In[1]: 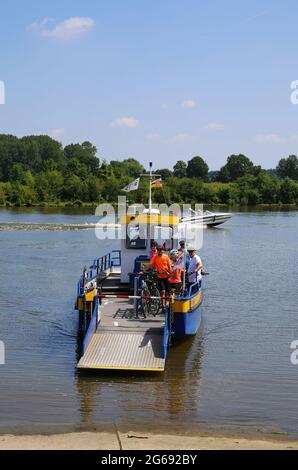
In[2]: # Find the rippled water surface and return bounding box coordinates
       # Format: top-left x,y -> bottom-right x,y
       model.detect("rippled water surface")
0,208 -> 297,436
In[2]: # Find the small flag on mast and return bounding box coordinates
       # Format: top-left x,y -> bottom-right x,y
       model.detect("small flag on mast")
122,178 -> 140,192
151,178 -> 162,188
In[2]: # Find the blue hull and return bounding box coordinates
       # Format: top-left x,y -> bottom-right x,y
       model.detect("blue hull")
172,302 -> 202,338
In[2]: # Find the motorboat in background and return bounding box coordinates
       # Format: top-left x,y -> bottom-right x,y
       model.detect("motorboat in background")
180,208 -> 232,227
124,162 -> 232,228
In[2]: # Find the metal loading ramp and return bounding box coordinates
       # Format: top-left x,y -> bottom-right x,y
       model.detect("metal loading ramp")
77,329 -> 166,371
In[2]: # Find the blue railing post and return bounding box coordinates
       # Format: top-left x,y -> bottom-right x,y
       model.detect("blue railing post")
79,251 -> 122,288
189,281 -> 200,297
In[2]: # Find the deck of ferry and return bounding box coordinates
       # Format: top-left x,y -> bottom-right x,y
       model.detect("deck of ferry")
77,269 -> 166,372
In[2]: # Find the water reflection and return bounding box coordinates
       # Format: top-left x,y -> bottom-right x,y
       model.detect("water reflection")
75,329 -> 205,426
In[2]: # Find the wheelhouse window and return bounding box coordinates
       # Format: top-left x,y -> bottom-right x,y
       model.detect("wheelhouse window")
126,221 -> 147,249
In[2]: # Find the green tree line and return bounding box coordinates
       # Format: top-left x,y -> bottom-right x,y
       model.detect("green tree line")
0,134 -> 297,206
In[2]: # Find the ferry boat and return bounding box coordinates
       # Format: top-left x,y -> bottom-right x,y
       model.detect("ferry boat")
75,167 -> 204,373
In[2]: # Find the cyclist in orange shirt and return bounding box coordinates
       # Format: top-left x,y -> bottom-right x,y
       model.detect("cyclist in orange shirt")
149,245 -> 171,310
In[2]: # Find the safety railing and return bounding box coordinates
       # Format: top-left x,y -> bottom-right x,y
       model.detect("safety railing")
111,250 -> 121,267
188,280 -> 201,297
77,250 -> 121,295
89,253 -> 111,279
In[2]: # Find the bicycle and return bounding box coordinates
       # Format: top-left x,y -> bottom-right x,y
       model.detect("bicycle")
140,270 -> 162,317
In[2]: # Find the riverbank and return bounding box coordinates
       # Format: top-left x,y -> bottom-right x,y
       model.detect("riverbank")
0,428 -> 298,450
0,201 -> 298,209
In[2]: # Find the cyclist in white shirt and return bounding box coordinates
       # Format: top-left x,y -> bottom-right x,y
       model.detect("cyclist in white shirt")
187,246 -> 203,285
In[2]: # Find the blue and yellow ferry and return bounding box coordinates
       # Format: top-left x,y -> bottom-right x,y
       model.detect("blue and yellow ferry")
75,209 -> 203,372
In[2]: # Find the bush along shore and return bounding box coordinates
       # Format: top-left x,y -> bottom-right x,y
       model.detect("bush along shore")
0,134 -> 298,207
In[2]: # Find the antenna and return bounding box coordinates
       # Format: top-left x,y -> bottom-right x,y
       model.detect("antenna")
149,162 -> 153,213
140,163 -> 160,213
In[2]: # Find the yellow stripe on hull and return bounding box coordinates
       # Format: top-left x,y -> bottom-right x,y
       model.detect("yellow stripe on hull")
173,291 -> 203,313
77,289 -> 97,310
85,289 -> 97,302
77,298 -> 84,310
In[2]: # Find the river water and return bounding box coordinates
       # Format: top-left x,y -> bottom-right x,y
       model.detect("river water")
0,208 -> 297,436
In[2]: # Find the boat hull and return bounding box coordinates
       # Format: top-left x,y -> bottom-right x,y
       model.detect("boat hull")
171,290 -> 203,338
180,213 -> 232,227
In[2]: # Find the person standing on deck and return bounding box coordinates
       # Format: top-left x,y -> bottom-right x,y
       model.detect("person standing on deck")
150,241 -> 158,259
149,245 -> 171,311
178,240 -> 190,270
168,250 -> 183,294
187,247 -> 203,288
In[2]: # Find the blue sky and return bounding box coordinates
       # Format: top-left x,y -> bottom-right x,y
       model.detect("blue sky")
0,0 -> 298,170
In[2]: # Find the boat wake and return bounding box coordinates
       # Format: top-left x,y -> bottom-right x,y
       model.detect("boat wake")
0,220 -> 224,232
0,222 -> 105,231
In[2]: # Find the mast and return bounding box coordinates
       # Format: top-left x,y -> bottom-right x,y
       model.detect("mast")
140,162 -> 160,214
182,223 -> 187,293
149,161 -> 153,213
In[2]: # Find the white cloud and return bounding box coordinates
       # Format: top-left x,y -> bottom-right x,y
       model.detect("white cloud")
28,17 -> 95,40
204,123 -> 225,130
181,99 -> 196,109
111,117 -> 139,128
51,128 -> 65,138
29,17 -> 54,31
172,133 -> 196,143
255,133 -> 285,144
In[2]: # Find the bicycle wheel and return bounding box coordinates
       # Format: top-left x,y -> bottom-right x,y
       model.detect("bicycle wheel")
141,284 -> 150,318
149,286 -> 162,316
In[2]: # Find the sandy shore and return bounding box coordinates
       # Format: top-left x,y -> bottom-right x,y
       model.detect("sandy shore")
0,429 -> 298,450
